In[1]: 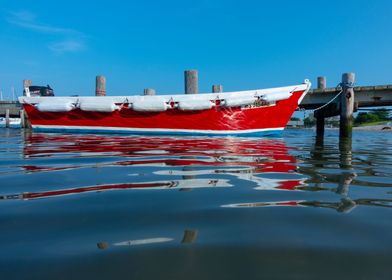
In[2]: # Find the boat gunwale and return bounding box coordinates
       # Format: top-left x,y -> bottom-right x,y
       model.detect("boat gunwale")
18,82 -> 310,105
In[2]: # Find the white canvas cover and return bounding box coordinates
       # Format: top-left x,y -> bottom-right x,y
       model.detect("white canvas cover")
132,99 -> 169,112
79,101 -> 120,112
36,101 -> 75,112
177,99 -> 214,111
224,96 -> 257,107
261,92 -> 292,102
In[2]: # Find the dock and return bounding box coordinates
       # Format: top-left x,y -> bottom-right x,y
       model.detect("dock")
301,84 -> 392,110
0,101 -> 26,128
299,73 -> 392,138
0,101 -> 21,117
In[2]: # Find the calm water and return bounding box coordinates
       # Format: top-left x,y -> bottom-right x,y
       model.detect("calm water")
0,128 -> 392,279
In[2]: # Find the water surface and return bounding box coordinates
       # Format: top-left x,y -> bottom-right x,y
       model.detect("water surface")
0,128 -> 391,279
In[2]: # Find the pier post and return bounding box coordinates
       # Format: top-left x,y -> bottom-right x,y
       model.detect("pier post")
317,76 -> 326,90
23,80 -> 32,96
97,242 -> 109,250
184,70 -> 198,94
339,133 -> 353,168
95,75 -> 106,96
314,76 -> 327,137
212,85 -> 223,93
316,115 -> 325,137
143,88 -> 156,96
311,135 -> 324,168
181,229 -> 198,244
20,110 -> 25,128
340,73 -> 355,138
5,109 -> 10,128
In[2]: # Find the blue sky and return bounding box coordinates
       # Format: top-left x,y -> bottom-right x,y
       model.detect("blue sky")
0,0 -> 391,98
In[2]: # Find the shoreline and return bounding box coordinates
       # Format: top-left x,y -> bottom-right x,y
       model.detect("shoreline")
353,124 -> 392,131
287,124 -> 392,132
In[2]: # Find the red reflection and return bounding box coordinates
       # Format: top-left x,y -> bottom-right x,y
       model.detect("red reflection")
3,182 -> 173,200
23,133 -> 297,174
2,133 -> 306,201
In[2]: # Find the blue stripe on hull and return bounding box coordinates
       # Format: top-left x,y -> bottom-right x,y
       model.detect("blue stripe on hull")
33,127 -> 284,137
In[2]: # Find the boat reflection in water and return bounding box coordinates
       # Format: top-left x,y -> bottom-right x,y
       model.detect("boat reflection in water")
0,132 -> 306,201
222,136 -> 392,214
97,237 -> 174,250
222,197 -> 392,213
97,229 -> 198,250
0,179 -> 229,200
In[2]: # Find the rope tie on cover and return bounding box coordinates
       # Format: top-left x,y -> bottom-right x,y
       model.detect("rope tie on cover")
119,98 -> 129,109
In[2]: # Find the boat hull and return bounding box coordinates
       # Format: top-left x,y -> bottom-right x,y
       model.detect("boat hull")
22,88 -> 307,136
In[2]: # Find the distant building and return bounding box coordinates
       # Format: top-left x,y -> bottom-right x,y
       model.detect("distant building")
287,120 -> 304,128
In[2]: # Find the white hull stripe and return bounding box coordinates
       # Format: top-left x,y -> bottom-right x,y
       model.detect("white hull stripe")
32,125 -> 284,135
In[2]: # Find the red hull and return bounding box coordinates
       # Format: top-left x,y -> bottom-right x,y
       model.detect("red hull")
23,90 -> 306,135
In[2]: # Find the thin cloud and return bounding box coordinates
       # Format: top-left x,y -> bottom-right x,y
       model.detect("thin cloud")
7,10 -> 81,35
49,40 -> 85,54
7,10 -> 86,54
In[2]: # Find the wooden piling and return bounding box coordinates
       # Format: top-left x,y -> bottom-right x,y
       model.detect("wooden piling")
5,109 -> 10,128
339,137 -> 353,169
181,229 -> 198,244
212,85 -> 223,93
143,88 -> 156,96
184,70 -> 198,94
312,135 -> 324,168
316,116 -> 325,137
23,110 -> 31,129
23,80 -> 32,96
97,242 -> 109,250
317,76 -> 326,90
95,75 -> 106,96
314,76 -> 328,138
340,73 -> 355,138
20,110 -> 25,128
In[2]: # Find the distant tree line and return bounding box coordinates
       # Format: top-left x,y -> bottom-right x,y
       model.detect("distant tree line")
303,116 -> 339,127
302,109 -> 391,127
304,116 -> 316,127
354,109 -> 391,125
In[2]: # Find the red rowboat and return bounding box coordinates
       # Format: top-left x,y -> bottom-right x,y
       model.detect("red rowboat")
18,80 -> 310,136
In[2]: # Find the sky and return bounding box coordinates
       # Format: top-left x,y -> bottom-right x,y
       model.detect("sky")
0,0 -> 392,99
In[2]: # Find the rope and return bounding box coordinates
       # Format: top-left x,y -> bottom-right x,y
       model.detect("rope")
310,89 -> 342,112
306,81 -> 354,113
340,81 -> 355,89
118,98 -> 129,109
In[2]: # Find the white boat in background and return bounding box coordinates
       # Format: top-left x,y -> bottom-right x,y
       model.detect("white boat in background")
0,117 -> 21,128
